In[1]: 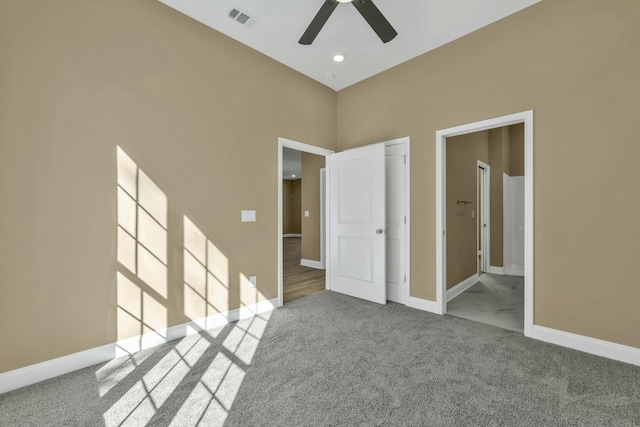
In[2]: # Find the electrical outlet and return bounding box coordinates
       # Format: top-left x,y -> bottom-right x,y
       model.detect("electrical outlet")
249,276 -> 257,287
241,210 -> 256,222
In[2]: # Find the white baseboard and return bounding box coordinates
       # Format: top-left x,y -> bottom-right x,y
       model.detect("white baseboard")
504,263 -> 524,276
283,234 -> 302,238
0,297 -> 279,395
532,325 -> 640,367
446,274 -> 479,302
487,266 -> 504,275
0,343 -> 115,396
300,258 -> 324,269
407,296 -> 443,315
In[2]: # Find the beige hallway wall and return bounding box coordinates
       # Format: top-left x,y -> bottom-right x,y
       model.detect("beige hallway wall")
283,180 -> 302,234
0,0 -> 336,373
301,153 -> 325,262
509,123 -> 525,176
337,0 -> 640,348
446,132 -> 489,288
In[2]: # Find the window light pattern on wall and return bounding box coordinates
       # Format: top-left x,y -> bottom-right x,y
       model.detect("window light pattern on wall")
183,216 -> 230,327
116,146 -> 168,355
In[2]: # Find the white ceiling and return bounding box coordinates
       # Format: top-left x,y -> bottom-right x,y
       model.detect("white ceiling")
158,0 -> 541,91
282,148 -> 301,180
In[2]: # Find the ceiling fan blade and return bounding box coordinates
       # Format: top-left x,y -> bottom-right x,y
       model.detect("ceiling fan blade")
299,0 -> 339,45
352,0 -> 397,43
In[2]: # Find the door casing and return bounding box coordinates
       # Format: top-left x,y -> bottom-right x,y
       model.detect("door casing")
435,111 -> 534,336
277,138 -> 334,308
277,137 -> 411,307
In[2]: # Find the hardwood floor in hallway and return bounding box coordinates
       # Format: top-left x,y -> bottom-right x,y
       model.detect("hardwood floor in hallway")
283,237 -> 325,303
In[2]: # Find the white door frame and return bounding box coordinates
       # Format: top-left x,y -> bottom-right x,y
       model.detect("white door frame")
384,137 -> 411,304
319,168 -> 326,269
278,137 -> 334,308
436,111 -> 534,336
477,160 -> 490,274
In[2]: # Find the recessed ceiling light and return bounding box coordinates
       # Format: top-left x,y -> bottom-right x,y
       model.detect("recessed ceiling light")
326,73 -> 335,80
336,0 -> 353,3
292,174 -> 296,178
333,53 -> 346,63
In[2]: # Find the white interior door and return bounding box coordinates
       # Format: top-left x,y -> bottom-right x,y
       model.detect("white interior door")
477,162 -> 490,274
385,143 -> 406,303
328,143 -> 386,304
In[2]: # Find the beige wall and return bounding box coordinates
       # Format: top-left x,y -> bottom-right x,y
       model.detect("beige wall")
337,0 -> 640,348
488,124 -> 524,267
283,180 -> 302,234
509,123 -> 525,176
0,0 -> 336,372
446,132 -> 489,288
488,127 -> 506,267
301,153 -> 325,261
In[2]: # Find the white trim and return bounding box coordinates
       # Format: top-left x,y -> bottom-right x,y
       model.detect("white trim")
319,168 -> 326,269
403,139 -> 411,305
407,296 -> 443,314
383,137 -> 411,305
523,115 -> 534,337
0,297 -> 279,395
436,110 -> 534,337
278,137 -> 334,307
532,325 -> 640,367
504,264 -> 524,276
0,343 -> 115,396
300,258 -> 325,269
283,233 -> 302,238
436,128 -> 446,314
446,274 -> 479,302
487,266 -> 504,275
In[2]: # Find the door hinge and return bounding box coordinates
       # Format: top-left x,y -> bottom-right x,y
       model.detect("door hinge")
403,155 -> 407,165
404,275 -> 406,283
404,215 -> 406,224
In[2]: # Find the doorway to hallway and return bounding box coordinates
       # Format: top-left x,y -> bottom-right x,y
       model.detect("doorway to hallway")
282,237 -> 325,303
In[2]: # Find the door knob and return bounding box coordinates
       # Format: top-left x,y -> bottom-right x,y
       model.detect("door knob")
376,228 -> 384,234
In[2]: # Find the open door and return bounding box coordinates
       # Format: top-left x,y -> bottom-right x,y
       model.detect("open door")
328,143 -> 386,304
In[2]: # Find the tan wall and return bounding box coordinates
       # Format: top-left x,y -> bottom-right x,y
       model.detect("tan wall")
502,128 -> 512,177
337,0 -> 640,347
283,180 -> 302,234
488,127 -> 510,267
0,0 -> 336,372
509,123 -> 525,176
301,153 -> 325,261
446,132 -> 488,287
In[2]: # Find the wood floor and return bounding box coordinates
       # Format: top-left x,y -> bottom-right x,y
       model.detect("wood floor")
283,237 -> 325,303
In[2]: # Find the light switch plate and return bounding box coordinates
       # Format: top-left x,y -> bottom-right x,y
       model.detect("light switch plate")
304,210 -> 310,217
241,210 -> 256,222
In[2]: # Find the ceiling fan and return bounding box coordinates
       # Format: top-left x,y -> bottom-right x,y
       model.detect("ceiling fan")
299,0 -> 397,45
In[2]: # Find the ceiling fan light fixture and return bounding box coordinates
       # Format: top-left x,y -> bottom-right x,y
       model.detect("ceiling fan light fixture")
332,53 -> 346,62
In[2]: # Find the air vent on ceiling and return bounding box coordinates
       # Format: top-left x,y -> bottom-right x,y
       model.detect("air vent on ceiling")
228,8 -> 257,28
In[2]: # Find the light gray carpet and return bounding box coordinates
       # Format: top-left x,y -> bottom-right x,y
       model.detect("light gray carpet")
1,291 -> 639,426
